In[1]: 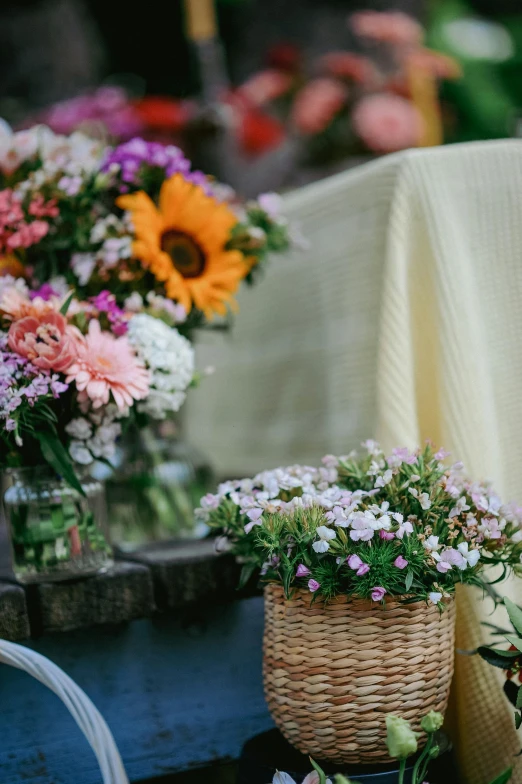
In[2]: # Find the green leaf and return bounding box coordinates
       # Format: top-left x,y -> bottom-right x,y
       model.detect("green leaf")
516,687 -> 522,711
505,635 -> 522,652
309,757 -> 327,784
405,569 -> 413,592
59,292 -> 74,316
477,646 -> 521,669
35,430 -> 85,496
516,713 -> 522,731
489,768 -> 513,784
505,598 -> 522,637
238,561 -> 256,590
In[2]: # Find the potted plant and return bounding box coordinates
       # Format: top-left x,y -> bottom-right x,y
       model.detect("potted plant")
199,442 -> 522,763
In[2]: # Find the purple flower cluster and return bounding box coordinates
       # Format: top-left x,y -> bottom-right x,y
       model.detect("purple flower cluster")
29,282 -> 59,301
90,290 -> 128,336
0,332 -> 68,438
101,137 -> 209,192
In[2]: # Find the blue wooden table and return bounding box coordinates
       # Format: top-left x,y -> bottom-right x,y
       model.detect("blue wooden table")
0,596 -> 273,783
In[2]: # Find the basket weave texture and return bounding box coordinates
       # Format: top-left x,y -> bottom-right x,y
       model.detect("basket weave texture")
263,584 -> 456,764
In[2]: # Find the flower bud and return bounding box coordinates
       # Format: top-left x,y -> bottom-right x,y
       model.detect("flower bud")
385,715 -> 418,760
420,711 -> 444,734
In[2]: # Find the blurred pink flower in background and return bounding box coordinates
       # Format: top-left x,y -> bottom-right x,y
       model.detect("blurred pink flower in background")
350,11 -> 424,46
318,52 -> 378,86
238,69 -> 294,106
292,78 -> 347,135
352,94 -> 424,153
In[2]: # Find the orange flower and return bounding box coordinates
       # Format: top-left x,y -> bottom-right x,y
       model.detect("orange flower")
118,174 -> 248,318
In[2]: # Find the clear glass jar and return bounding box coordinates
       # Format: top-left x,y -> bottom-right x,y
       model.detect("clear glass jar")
2,467 -> 113,583
101,418 -> 215,551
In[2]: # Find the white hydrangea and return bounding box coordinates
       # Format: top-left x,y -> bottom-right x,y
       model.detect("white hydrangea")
127,314 -> 195,419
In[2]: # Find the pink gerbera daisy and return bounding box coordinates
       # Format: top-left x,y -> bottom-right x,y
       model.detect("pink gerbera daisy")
66,319 -> 149,410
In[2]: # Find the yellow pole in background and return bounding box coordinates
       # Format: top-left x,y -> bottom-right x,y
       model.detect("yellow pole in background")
408,62 -> 444,147
184,0 -> 218,42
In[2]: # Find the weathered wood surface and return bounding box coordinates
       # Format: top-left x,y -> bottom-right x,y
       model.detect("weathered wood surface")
0,597 -> 272,784
0,535 -> 255,640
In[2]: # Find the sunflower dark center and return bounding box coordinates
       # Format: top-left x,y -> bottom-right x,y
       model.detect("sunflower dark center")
161,230 -> 205,278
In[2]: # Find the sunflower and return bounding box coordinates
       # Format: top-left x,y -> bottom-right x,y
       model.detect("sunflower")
117,174 -> 248,318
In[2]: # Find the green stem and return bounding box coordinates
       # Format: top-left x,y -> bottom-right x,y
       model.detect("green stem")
398,758 -> 407,784
412,734 -> 434,784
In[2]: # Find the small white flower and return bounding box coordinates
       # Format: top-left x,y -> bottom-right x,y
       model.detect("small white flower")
419,493 -> 431,510
429,592 -> 443,605
65,417 -> 92,441
375,469 -> 393,488
410,474 -> 420,482
423,535 -> 441,552
511,529 -> 522,543
71,252 -> 96,286
457,541 -> 481,568
55,537 -> 67,559
312,525 -> 336,553
69,440 -> 93,465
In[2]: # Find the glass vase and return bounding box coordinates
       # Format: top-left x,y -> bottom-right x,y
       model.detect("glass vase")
103,418 -> 215,552
2,467 -> 113,584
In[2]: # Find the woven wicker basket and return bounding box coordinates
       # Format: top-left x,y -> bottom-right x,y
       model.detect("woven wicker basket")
263,584 -> 456,764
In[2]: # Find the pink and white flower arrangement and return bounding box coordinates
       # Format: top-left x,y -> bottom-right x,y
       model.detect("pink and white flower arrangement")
198,442 -> 522,608
0,275 -> 195,487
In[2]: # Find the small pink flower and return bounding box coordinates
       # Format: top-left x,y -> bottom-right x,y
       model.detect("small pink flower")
371,586 -> 387,602
238,69 -> 294,106
347,554 -> 370,576
352,94 -> 424,153
291,78 -> 347,135
394,555 -> 409,570
308,579 -> 321,593
244,507 -> 264,534
296,563 -> 311,577
28,195 -> 59,219
380,530 -> 395,540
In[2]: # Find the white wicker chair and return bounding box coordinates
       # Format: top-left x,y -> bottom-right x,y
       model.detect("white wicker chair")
0,639 -> 129,784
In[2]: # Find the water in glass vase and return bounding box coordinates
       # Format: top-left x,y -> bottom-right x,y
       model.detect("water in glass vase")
103,419 -> 214,552
2,467 -> 113,583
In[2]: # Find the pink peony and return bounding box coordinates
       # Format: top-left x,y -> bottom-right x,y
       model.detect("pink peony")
350,11 -> 424,46
352,94 -> 424,153
308,579 -> 321,593
394,555 -> 409,570
296,563 -> 311,577
238,69 -> 294,106
8,311 -> 78,372
291,78 -> 347,136
66,319 -> 149,410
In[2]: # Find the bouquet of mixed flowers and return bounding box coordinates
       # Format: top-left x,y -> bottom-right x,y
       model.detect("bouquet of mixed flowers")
0,122 -> 295,548
0,124 -> 293,324
198,442 -> 522,608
